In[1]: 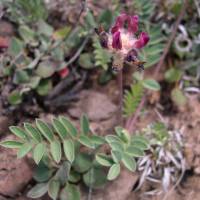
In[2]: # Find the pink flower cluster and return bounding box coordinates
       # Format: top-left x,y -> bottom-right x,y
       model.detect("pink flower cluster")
111,14 -> 149,51
96,13 -> 150,70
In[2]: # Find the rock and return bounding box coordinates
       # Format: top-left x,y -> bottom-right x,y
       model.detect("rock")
68,90 -> 117,121
0,195 -> 9,200
0,135 -> 33,197
82,170 -> 138,200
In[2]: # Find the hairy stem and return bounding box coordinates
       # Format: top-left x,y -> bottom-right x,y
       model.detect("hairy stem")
117,69 -> 123,126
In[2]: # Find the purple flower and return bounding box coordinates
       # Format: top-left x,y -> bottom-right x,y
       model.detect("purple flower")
110,13 -> 149,52
96,13 -> 150,70
128,15 -> 139,33
112,31 -> 122,50
134,32 -> 150,49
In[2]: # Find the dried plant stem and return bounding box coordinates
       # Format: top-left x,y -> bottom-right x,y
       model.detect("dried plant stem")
126,96 -> 146,133
117,69 -> 123,126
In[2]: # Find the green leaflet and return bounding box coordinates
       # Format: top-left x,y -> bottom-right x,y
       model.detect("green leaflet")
78,135 -> 94,149
48,179 -> 60,200
80,114 -> 90,135
52,118 -> 68,139
50,140 -> 62,163
36,119 -> 54,142
123,82 -> 144,117
27,183 -> 48,199
107,163 -> 120,180
17,142 -> 33,158
33,143 -> 46,164
9,126 -> 28,140
59,116 -> 78,138
95,153 -> 113,167
63,139 -> 75,163
24,123 -> 42,142
60,184 -> 80,200
122,153 -> 136,172
0,140 -> 23,148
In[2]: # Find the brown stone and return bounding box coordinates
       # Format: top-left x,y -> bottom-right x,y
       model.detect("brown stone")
0,136 -> 33,197
68,90 -> 117,121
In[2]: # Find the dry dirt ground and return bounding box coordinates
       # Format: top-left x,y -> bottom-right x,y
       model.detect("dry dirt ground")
0,79 -> 200,200
0,1 -> 200,199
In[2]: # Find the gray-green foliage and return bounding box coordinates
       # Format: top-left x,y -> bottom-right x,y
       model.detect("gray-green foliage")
93,38 -> 112,70
134,0 -> 166,68
0,114 -> 150,199
1,16 -> 72,104
3,0 -> 47,24
1,1 -> 88,106
123,75 -> 160,117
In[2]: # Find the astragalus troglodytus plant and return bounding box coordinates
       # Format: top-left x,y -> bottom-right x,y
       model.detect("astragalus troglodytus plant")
0,114 -> 150,199
95,13 -> 150,125
0,13 -> 167,200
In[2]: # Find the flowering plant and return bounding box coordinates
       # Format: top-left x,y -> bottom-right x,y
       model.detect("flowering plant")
96,13 -> 149,71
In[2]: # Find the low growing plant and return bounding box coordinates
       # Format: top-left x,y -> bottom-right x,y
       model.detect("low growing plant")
0,114 -> 150,199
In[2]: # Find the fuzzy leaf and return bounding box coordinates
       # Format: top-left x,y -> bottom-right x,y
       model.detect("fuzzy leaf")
78,135 -> 94,149
90,135 -> 105,146
36,79 -> 52,96
50,140 -> 62,163
109,141 -> 124,153
60,184 -> 80,200
27,183 -> 48,199
33,143 -> 46,164
8,90 -> 23,105
111,150 -> 122,163
63,139 -> 75,163
52,118 -> 68,140
13,70 -> 29,84
164,68 -> 182,83
59,116 -> 78,138
53,26 -> 71,40
83,168 -> 107,188
9,126 -> 28,140
107,163 -> 120,180
48,180 -> 60,200
36,61 -> 55,78
126,146 -> 144,157
36,119 -> 54,142
24,123 -> 42,142
142,79 -> 160,91
171,88 -> 187,106
115,127 -> 130,144
37,20 -> 53,36
80,114 -> 90,135
8,37 -> 23,56
73,153 -> 93,173
131,140 -> 149,150
123,82 -> 144,116
122,154 -> 136,172
96,153 -> 113,167
68,171 -> 81,183
105,135 -> 123,144
19,25 -> 35,42
0,140 -> 23,148
17,143 -> 33,158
